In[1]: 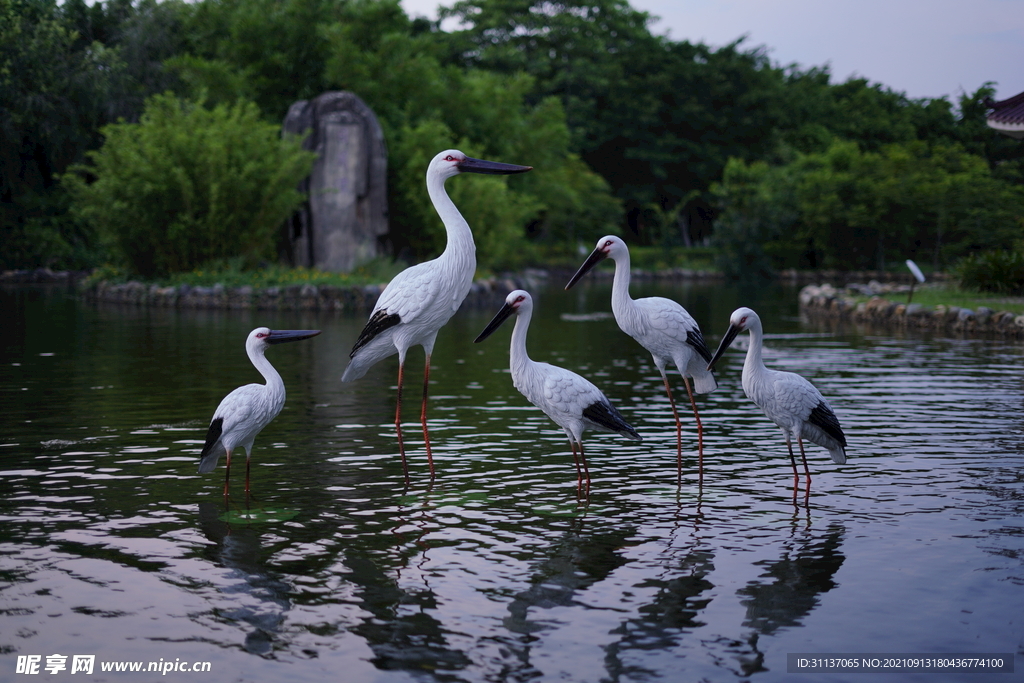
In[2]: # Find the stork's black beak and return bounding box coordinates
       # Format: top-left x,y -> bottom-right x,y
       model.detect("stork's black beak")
267,329 -> 321,344
458,157 -> 532,175
706,324 -> 740,371
564,247 -> 608,290
474,303 -> 516,343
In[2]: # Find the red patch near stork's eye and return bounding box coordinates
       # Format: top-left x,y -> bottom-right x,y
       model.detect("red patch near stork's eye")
445,155 -> 456,162
257,332 -> 268,338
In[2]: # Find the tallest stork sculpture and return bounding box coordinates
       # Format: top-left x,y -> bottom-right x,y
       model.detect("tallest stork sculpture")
342,149 -> 532,480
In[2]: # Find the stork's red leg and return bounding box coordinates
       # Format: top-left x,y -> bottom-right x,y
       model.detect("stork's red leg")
421,354 -> 435,478
798,437 -> 812,487
395,362 -> 409,482
570,442 -> 582,486
661,374 -> 682,483
786,437 -> 799,486
223,448 -> 232,497
682,376 -> 703,484
579,442 -> 591,489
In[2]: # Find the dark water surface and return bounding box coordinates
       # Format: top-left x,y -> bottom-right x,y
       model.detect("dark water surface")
1,279 -> 1022,682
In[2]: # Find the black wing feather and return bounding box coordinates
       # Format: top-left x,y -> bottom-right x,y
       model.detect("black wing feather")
200,417 -> 223,460
350,310 -> 401,358
198,417 -> 224,472
686,328 -> 713,364
582,400 -> 641,440
808,401 -> 846,447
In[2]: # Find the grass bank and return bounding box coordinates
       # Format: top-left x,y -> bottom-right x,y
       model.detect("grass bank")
847,284 -> 1024,316
81,258 -> 407,291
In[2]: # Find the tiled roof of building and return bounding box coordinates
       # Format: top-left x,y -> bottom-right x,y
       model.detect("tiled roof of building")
988,91 -> 1024,125
987,91 -> 1024,139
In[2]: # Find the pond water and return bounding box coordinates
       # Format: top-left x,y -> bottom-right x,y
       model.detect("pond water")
1,278 -> 1022,682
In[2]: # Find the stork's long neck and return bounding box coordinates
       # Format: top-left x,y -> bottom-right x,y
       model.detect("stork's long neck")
428,172 -> 476,274
509,307 -> 534,378
609,251 -> 635,320
742,322 -> 767,389
250,346 -> 286,405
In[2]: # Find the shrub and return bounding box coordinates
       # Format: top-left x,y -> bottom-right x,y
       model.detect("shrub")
63,94 -> 315,277
954,250 -> 1024,294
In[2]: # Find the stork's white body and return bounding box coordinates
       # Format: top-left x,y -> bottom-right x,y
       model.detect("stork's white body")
735,314 -> 847,464
340,162 -> 476,383
565,235 -> 716,479
476,290 -> 640,486
707,307 -> 847,491
603,244 -> 717,396
341,150 -> 531,479
198,327 -> 320,495
198,382 -> 284,475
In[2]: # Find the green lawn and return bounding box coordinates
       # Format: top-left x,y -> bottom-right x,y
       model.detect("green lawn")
82,258 -> 407,290
853,285 -> 1024,315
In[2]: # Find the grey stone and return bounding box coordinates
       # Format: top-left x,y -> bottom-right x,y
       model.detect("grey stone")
282,91 -> 388,272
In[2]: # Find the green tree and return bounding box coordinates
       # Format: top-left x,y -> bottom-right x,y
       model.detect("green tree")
63,94 -> 315,277
0,0 -> 124,268
440,0 -> 788,243
322,1 -> 619,266
715,139 -> 1024,274
172,0 -> 346,119
711,158 -> 798,278
1,0 -> 193,269
165,0 -> 619,269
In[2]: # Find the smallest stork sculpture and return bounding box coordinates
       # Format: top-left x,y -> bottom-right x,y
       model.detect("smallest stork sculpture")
706,307 -> 847,495
475,290 -> 641,489
198,327 -> 321,496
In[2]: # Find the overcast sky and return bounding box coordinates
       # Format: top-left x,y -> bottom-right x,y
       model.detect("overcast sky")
400,0 -> 1024,103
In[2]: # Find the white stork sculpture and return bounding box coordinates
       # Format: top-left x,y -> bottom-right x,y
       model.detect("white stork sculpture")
198,327 -> 321,496
341,149 -> 531,481
475,290 -> 641,488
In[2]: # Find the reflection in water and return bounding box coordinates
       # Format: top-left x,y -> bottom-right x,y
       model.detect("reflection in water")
739,524 -> 845,635
346,553 -> 471,674
342,491 -> 473,675
604,548 -> 716,680
196,502 -> 293,655
498,520 -> 637,681
505,521 -> 635,635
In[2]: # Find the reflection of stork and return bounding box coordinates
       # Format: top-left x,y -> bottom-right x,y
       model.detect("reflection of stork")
196,502 -> 292,655
342,149 -> 531,481
504,522 -> 635,635
566,235 -> 717,481
707,307 -> 847,491
198,327 -> 321,496
739,523 -> 846,635
475,290 -> 640,488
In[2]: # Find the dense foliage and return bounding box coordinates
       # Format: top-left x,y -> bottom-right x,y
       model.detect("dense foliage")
64,95 -> 315,276
714,134 -> 1024,275
3,0 -> 1023,277
955,250 -> 1024,295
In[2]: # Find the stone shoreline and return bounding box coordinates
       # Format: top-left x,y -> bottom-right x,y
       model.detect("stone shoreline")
12,267 -> 1013,338
799,283 -> 1024,338
66,267 -> 915,311
0,267 -> 536,311
79,274 -> 549,312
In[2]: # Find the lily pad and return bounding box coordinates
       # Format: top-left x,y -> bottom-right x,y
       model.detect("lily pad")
219,507 -> 299,524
